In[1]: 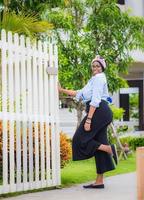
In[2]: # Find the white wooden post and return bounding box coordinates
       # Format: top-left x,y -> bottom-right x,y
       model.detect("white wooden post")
20,35 -> 28,191
37,40 -> 45,187
26,37 -> 34,189
137,147 -> 144,200
43,41 -> 51,186
7,31 -> 15,192
49,39 -> 57,186
14,33 -> 22,191
53,42 -> 61,185
1,29 -> 8,193
32,41 -> 40,189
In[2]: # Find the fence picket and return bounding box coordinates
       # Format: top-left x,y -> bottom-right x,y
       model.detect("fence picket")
49,39 -> 56,185
14,33 -> 22,191
43,41 -> 51,186
53,42 -> 61,185
20,35 -> 28,191
7,31 -> 15,192
1,29 -> 8,193
26,37 -> 34,189
32,41 -> 40,188
37,40 -> 45,187
0,29 -> 60,194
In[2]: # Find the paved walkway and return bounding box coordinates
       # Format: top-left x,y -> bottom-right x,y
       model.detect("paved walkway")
3,172 -> 136,200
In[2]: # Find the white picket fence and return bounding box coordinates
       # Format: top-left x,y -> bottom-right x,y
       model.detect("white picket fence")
0,29 -> 60,194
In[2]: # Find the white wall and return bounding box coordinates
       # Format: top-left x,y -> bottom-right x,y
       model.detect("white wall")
112,92 -> 120,107
59,108 -> 86,138
125,0 -> 144,16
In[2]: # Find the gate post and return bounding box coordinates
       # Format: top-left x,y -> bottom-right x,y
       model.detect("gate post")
137,147 -> 144,200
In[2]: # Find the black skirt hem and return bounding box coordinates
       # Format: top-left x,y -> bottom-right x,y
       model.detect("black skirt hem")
72,154 -> 93,161
97,166 -> 115,174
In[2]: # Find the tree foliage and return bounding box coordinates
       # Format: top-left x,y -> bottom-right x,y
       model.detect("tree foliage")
44,0 -> 144,94
45,0 -> 92,91
1,12 -> 53,38
41,0 -> 144,125
86,0 -> 144,92
1,0 -> 144,124
0,0 -> 53,38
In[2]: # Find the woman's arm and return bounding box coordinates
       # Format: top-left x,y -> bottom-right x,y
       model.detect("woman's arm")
59,88 -> 77,97
58,83 -> 77,97
84,76 -> 103,131
87,105 -> 96,119
84,105 -> 96,131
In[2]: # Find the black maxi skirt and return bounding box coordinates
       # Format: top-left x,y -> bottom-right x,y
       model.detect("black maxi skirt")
72,100 -> 115,174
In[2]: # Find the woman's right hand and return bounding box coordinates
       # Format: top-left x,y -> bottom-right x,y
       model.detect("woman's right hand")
57,82 -> 76,96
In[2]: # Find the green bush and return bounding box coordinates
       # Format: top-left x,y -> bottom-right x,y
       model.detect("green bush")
107,105 -> 125,144
120,136 -> 134,145
117,125 -> 128,134
107,127 -> 117,144
110,105 -> 125,120
120,136 -> 144,150
129,137 -> 144,150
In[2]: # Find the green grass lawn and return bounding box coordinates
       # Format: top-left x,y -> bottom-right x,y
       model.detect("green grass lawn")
61,153 -> 136,187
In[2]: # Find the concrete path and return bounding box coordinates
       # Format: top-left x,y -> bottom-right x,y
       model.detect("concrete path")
2,172 -> 136,200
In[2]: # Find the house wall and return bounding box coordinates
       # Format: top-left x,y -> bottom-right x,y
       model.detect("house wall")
125,0 -> 144,16
115,1 -> 144,130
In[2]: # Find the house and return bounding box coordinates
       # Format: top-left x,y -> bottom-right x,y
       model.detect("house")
113,0 -> 144,131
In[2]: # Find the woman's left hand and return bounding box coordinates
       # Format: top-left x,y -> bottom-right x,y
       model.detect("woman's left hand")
84,122 -> 91,132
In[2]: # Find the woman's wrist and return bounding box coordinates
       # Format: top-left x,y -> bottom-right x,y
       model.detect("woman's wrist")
85,121 -> 91,124
86,118 -> 92,124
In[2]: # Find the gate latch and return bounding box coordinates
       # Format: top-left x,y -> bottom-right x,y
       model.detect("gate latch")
46,67 -> 58,75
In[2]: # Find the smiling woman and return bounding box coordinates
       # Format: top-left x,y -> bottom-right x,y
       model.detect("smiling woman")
91,56 -> 106,74
58,55 -> 118,189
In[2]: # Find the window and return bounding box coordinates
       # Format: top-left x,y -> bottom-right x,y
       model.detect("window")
117,0 -> 125,5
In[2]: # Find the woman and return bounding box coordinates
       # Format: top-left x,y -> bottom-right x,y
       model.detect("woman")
58,55 -> 118,189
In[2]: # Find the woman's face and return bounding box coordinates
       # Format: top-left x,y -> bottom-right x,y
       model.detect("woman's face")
91,61 -> 103,75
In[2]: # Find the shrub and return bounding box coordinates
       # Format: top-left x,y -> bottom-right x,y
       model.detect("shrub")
110,105 -> 125,120
120,136 -> 134,145
120,136 -> 133,145
129,137 -> 144,150
107,127 -> 117,144
60,132 -> 72,168
120,136 -> 144,150
0,121 -> 72,170
108,105 -> 126,143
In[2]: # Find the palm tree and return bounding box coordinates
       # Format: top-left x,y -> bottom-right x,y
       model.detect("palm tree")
1,12 -> 53,38
0,0 -> 53,39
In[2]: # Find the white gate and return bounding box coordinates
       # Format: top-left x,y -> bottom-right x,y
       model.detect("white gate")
0,29 -> 60,194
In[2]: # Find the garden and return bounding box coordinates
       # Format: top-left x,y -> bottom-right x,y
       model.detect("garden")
0,0 -> 144,197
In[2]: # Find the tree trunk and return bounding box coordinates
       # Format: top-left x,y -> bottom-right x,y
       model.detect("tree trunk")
76,102 -> 84,127
109,123 -> 127,160
76,108 -> 83,127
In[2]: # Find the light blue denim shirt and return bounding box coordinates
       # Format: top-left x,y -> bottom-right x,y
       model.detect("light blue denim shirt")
75,73 -> 109,108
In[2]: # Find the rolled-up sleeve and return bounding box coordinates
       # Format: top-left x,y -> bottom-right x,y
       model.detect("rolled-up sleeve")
89,76 -> 103,108
75,90 -> 83,101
